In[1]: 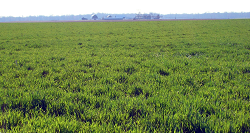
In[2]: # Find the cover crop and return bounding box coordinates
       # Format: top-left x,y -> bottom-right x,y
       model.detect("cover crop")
0,19 -> 250,132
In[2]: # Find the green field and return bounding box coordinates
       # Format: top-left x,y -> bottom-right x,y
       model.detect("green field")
0,19 -> 250,132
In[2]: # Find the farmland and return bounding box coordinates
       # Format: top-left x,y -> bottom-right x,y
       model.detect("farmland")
0,19 -> 250,132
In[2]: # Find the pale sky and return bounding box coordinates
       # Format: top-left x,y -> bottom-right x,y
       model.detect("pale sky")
0,0 -> 249,17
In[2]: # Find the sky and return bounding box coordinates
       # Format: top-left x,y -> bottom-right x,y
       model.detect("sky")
0,0 -> 249,17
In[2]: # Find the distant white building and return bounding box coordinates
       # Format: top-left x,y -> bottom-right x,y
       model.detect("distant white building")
102,15 -> 124,20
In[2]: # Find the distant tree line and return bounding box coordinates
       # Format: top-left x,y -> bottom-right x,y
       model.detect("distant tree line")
163,12 -> 250,19
0,12 -> 249,22
0,15 -> 84,22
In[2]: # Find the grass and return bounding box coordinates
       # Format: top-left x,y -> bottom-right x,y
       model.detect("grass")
0,19 -> 250,132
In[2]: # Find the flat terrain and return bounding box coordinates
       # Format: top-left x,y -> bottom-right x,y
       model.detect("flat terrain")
0,19 -> 224,23
0,19 -> 250,132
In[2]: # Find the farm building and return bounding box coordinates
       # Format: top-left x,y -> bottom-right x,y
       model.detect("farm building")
102,15 -> 125,20
81,17 -> 88,20
91,14 -> 98,20
133,13 -> 160,20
